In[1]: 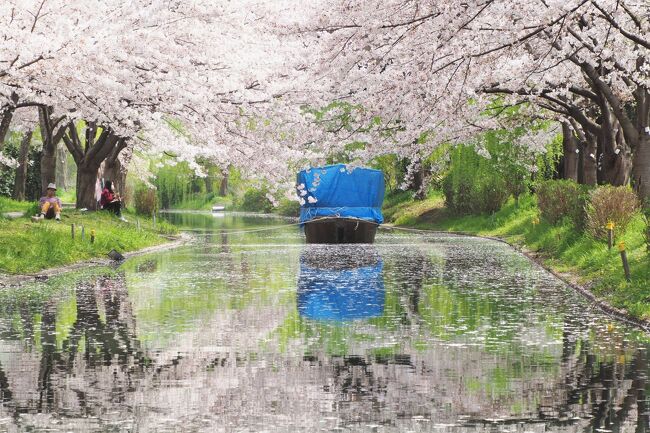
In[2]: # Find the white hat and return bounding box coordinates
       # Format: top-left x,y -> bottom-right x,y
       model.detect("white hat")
47,183 -> 57,190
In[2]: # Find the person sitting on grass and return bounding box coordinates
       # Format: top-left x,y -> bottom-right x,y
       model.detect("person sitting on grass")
32,183 -> 62,222
100,180 -> 127,222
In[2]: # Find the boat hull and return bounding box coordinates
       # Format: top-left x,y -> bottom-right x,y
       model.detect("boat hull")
304,218 -> 378,244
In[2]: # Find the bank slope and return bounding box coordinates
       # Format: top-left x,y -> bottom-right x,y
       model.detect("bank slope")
385,193 -> 650,321
0,210 -> 177,275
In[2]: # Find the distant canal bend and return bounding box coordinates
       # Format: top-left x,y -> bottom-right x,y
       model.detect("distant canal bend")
0,212 -> 648,432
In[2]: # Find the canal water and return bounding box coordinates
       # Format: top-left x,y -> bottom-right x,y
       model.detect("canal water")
0,212 -> 648,432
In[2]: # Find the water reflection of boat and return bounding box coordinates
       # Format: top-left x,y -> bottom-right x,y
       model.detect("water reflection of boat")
297,248 -> 385,321
297,164 -> 384,244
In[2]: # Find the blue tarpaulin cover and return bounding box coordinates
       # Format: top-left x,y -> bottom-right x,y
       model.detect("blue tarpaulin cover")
296,164 -> 384,224
297,260 -> 385,321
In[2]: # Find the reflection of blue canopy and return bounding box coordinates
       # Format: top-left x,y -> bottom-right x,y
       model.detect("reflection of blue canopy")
297,260 -> 385,321
297,164 -> 384,224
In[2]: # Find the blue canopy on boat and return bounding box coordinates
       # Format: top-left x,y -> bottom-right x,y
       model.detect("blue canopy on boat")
297,260 -> 385,321
296,164 -> 384,224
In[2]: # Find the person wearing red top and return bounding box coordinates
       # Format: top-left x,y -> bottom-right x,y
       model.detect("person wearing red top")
100,180 -> 127,222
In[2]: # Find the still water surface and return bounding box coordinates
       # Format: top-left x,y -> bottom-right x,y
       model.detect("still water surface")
0,212 -> 648,432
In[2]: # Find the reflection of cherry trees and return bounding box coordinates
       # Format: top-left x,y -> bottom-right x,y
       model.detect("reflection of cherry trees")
32,274 -> 146,415
63,277 -> 139,367
0,241 -> 648,431
557,328 -> 649,431
0,362 -> 11,403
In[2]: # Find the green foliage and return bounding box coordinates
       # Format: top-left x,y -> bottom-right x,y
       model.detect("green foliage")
236,188 -> 273,213
442,144 -> 509,215
0,131 -> 42,200
134,185 -> 159,215
276,198 -> 300,217
441,115 -> 560,216
0,132 -> 20,196
536,180 -> 589,228
150,158 -> 235,210
154,161 -> 199,209
370,154 -> 406,192
586,186 -> 640,240
535,133 -> 563,182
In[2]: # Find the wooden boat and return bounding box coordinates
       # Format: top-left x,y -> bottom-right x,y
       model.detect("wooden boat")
297,164 -> 384,244
303,217 -> 378,244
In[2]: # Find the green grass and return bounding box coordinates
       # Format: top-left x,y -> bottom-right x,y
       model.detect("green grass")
0,196 -> 37,214
56,189 -> 77,204
385,192 -> 650,321
0,205 -> 178,275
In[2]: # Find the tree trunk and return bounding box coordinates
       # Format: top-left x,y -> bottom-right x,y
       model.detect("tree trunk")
581,133 -> 598,186
55,145 -> 68,190
412,165 -> 426,200
598,113 -> 630,186
12,131 -> 32,201
632,135 -> 650,203
62,123 -> 126,209
0,108 -> 14,151
38,107 -> 66,195
219,169 -> 229,197
40,143 -> 57,195
205,176 -> 213,194
561,122 -> 579,181
76,167 -> 100,210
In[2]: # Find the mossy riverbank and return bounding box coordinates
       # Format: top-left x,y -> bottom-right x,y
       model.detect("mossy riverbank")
0,202 -> 178,275
384,192 -> 650,322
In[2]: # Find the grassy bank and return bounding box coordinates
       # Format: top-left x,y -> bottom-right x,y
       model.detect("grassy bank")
0,205 -> 177,275
384,192 -> 650,321
0,196 -> 37,214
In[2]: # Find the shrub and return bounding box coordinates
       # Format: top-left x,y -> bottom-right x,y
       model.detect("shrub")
134,186 -> 158,215
536,180 -> 589,228
237,188 -> 273,213
586,186 -> 639,240
276,198 -> 300,217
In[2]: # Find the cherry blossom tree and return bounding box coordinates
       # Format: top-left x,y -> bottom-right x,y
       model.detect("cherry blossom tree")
2,0 -> 648,204
286,0 -> 649,197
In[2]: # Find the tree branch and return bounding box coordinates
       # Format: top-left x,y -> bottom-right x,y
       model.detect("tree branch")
590,1 -> 650,49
